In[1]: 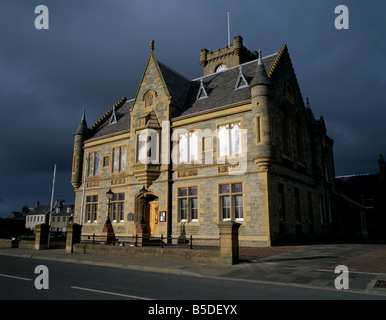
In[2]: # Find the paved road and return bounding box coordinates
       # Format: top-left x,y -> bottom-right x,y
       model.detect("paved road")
0,255 -> 384,303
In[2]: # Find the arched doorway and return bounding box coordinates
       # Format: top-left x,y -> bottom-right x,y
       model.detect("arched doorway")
136,192 -> 159,235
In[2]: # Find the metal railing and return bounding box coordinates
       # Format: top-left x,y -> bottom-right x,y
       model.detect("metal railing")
80,233 -> 220,250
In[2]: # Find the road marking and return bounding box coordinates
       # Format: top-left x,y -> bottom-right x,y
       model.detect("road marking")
0,273 -> 32,281
70,286 -> 154,300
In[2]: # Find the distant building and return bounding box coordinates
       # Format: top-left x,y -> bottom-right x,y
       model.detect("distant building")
51,203 -> 74,233
25,199 -> 73,231
25,201 -> 51,230
335,155 -> 386,239
7,205 -> 30,221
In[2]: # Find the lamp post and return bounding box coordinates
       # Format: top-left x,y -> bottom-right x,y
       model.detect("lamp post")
106,188 -> 114,224
139,186 -> 148,225
101,188 -> 115,244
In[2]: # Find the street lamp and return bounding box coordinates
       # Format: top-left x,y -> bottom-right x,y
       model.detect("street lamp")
139,186 -> 148,225
106,188 -> 114,224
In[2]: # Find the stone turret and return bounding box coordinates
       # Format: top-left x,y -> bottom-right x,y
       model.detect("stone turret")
199,35 -> 258,76
249,50 -> 275,170
71,110 -> 88,189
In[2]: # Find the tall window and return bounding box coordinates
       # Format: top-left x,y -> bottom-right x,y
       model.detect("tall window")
137,130 -> 158,164
295,113 -> 306,164
85,195 -> 98,222
218,122 -> 241,158
278,183 -> 286,221
88,152 -> 101,176
178,187 -> 198,222
219,183 -> 243,221
178,131 -> 198,163
111,193 -> 125,222
112,146 -> 127,172
280,103 -> 291,158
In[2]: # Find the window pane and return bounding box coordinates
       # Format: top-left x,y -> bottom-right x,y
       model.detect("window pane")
189,187 -> 198,196
120,147 -> 127,171
113,148 -> 120,172
234,195 -> 243,219
179,198 -> 187,220
119,193 -> 125,201
95,153 -> 101,175
178,188 -> 187,197
92,204 -> 98,221
189,131 -> 198,161
89,154 -> 95,176
232,183 -> 242,193
218,125 -> 229,157
112,203 -> 117,221
119,202 -> 124,221
138,133 -> 147,163
149,131 -> 158,162
190,198 -> 198,220
179,133 -> 188,163
219,184 -> 230,194
92,195 -> 98,202
221,196 -> 230,220
230,122 -> 241,155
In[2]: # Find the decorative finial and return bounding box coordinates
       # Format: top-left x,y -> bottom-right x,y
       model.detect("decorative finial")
258,47 -> 263,65
150,40 -> 155,52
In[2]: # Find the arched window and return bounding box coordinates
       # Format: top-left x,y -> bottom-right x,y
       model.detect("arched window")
280,102 -> 291,158
295,113 -> 306,164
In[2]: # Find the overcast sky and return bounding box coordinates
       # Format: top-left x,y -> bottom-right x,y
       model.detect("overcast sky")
0,0 -> 385,217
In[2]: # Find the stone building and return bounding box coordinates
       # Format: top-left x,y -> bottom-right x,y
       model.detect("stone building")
71,36 -> 341,246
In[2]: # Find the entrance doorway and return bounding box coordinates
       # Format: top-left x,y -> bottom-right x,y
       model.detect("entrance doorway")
148,200 -> 159,235
138,195 -> 159,235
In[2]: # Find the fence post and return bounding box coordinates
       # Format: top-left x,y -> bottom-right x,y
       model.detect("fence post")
135,234 -> 138,247
65,224 -> 82,253
161,235 -> 164,248
190,235 -> 193,250
218,221 -> 241,264
34,224 -> 50,250
92,233 -> 95,244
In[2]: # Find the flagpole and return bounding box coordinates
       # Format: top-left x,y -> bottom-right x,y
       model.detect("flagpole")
227,10 -> 231,47
47,164 -> 56,249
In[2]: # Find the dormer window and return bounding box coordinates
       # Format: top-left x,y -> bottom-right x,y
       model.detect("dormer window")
109,105 -> 122,125
196,79 -> 209,100
235,66 -> 248,90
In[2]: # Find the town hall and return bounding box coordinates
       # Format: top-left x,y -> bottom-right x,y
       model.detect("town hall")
71,35 -> 366,246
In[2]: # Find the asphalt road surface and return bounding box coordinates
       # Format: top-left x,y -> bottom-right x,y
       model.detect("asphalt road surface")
0,255 -> 384,304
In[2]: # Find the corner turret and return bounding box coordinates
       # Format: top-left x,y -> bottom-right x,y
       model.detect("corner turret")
249,49 -> 275,170
71,109 -> 88,189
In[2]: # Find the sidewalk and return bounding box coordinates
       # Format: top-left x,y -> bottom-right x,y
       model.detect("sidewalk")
1,243 -> 386,297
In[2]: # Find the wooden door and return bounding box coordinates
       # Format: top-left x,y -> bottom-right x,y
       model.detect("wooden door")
149,201 -> 159,235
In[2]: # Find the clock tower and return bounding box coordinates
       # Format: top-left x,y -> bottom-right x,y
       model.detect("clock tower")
199,35 -> 258,76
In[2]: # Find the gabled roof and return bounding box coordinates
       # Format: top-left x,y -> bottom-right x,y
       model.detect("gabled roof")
26,204 -> 51,216
175,53 -> 277,118
87,98 -> 132,140
51,204 -> 74,217
158,61 -> 191,110
86,44 -> 288,139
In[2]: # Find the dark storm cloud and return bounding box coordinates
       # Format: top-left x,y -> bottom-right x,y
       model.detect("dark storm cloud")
0,0 -> 385,216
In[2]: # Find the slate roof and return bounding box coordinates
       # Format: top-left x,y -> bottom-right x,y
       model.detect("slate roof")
51,204 -> 74,217
87,99 -> 133,140
85,51 -> 278,140
26,204 -> 51,216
